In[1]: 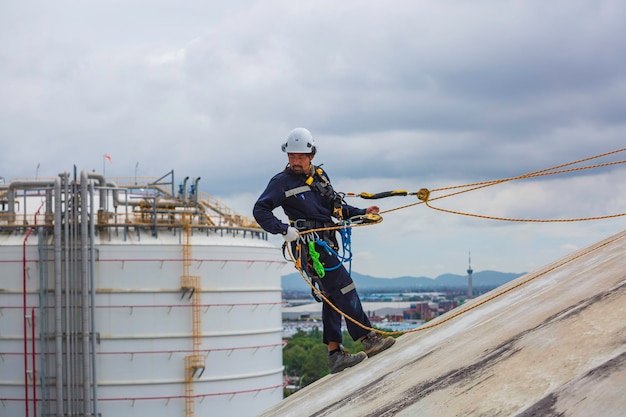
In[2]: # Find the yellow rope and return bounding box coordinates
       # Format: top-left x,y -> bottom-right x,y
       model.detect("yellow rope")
424,200 -> 626,223
380,147 -> 626,222
434,146 -> 626,194
288,147 -> 626,336
287,230 -> 626,336
286,242 -> 385,335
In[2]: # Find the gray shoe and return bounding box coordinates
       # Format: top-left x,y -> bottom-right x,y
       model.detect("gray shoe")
328,347 -> 367,374
361,331 -> 395,357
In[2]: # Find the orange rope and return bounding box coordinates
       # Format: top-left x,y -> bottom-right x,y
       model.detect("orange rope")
290,147 -> 626,335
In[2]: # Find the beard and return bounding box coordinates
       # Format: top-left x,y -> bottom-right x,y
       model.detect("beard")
289,164 -> 311,175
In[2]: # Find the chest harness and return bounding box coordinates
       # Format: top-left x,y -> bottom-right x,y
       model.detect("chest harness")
283,165 -> 344,223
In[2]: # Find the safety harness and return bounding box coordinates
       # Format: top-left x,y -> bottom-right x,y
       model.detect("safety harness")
282,165 -> 381,301
305,166 -> 345,221
283,230 -> 350,302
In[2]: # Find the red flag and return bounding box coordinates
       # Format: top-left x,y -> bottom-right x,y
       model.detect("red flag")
103,154 -> 112,163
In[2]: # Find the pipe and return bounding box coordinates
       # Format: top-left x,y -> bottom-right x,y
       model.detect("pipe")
2,180 -> 55,223
86,172 -> 161,209
193,177 -> 201,204
86,172 -> 208,212
84,172 -> 108,211
54,175 -> 64,417
23,226 -> 34,417
46,188 -> 53,221
86,172 -> 144,209
182,176 -> 189,202
3,172 -> 195,224
71,170 -> 78,413
37,226 -> 48,417
64,172 -> 72,414
89,180 -> 99,416
80,171 -> 92,414
31,306 -> 37,417
69,171 -> 75,414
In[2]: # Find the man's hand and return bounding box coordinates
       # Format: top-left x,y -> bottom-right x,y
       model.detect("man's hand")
366,206 -> 380,214
283,226 -> 300,242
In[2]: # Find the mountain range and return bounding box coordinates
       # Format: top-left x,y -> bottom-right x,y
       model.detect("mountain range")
281,270 -> 524,292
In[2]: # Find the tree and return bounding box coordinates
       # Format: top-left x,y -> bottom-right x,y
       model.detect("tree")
283,344 -> 307,377
283,326 -> 369,392
300,344 -> 329,385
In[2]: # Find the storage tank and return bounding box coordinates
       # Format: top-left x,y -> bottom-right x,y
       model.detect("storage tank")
0,170 -> 286,417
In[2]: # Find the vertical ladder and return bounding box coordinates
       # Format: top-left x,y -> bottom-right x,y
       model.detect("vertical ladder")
180,212 -> 205,417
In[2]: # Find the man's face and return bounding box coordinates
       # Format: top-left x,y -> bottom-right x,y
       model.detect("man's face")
288,153 -> 314,174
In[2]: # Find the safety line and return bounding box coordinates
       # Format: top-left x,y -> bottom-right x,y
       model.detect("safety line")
424,199 -> 626,223
301,147 -> 626,229
288,229 -> 626,336
379,150 -> 626,220
433,146 -> 626,194
288,147 -> 626,336
419,158 -> 626,223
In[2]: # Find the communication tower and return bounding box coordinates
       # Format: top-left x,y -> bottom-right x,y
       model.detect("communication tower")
467,252 -> 474,298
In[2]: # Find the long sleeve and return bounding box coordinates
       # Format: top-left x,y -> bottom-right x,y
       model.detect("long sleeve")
253,166 -> 367,234
341,203 -> 366,220
253,175 -> 289,235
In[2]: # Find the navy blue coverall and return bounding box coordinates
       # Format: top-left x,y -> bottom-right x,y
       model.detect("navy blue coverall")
253,165 -> 373,345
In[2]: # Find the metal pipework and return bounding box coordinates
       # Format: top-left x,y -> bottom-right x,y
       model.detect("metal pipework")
182,176 -> 190,202
80,171 -> 93,415
193,177 -> 201,204
2,180 -> 55,224
54,174 -> 66,417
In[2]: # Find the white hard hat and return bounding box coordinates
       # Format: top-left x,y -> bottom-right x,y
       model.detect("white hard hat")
281,127 -> 316,154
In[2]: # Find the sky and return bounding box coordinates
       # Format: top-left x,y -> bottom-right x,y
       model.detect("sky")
1,0 -> 625,279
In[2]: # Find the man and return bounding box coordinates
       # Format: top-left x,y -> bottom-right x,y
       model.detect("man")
253,127 -> 395,374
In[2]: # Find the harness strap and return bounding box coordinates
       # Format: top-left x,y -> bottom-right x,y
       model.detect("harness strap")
290,219 -> 336,230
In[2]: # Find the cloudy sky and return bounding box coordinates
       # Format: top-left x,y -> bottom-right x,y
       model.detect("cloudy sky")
2,0 -> 625,278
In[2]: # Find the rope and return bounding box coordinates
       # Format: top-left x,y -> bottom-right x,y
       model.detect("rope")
379,147 -> 626,221
288,147 -> 626,335
286,241 -> 389,335
289,227 -> 626,336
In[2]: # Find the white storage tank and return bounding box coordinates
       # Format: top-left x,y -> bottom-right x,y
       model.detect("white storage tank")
0,170 -> 286,417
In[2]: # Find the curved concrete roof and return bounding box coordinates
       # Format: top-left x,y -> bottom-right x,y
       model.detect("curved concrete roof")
261,229 -> 626,417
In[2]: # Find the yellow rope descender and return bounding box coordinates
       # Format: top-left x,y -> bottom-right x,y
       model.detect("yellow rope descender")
347,190 -> 410,199
345,188 -> 430,203
350,212 -> 383,224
